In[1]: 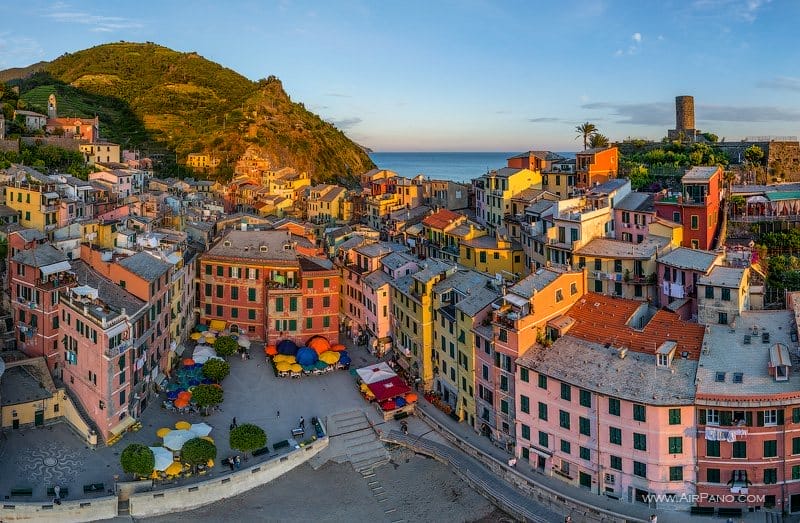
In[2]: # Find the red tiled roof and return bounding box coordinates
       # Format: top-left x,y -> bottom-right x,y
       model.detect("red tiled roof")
565,292 -> 705,360
422,209 -> 464,230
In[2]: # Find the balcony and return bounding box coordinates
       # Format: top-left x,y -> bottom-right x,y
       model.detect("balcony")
105,340 -> 132,358
36,273 -> 77,290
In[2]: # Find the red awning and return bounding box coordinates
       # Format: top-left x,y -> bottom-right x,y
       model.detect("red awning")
366,376 -> 411,402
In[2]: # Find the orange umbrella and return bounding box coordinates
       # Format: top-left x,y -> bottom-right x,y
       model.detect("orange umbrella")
405,392 -> 418,403
177,391 -> 191,401
331,344 -> 346,352
309,337 -> 330,354
182,358 -> 195,366
265,345 -> 278,356
174,398 -> 189,408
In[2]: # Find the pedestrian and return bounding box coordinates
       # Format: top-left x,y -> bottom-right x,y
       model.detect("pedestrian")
299,416 -> 305,429
277,410 -> 280,418
232,417 -> 237,428
649,515 -> 657,523
564,517 -> 571,523
227,457 -> 234,471
507,457 -> 517,468
234,455 -> 241,469
54,485 -> 60,499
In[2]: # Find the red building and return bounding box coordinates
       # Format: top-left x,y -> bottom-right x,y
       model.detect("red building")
576,147 -> 619,188
199,230 -> 340,345
654,166 -> 723,250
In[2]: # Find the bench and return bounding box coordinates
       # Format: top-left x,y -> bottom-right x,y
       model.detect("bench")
47,487 -> 68,498
718,508 -> 743,517
10,488 -> 32,497
291,428 -> 305,438
83,483 -> 105,494
689,506 -> 714,515
252,446 -> 270,457
273,440 -> 290,451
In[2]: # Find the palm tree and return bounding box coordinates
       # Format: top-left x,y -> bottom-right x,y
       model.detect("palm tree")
589,133 -> 610,149
575,122 -> 598,150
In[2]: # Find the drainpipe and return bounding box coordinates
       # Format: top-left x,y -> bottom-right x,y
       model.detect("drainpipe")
596,394 -> 602,496
782,418 -> 787,515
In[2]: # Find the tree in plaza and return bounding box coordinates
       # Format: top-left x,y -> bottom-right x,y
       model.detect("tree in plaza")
230,423 -> 267,455
575,122 -> 598,150
213,336 -> 238,357
120,443 -> 155,478
181,438 -> 217,472
588,133 -> 610,149
202,358 -> 230,383
191,384 -> 223,415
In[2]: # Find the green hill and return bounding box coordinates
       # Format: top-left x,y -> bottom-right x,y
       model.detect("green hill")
5,42 -> 374,183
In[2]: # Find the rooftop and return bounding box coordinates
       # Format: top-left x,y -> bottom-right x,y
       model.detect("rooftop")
587,178 -> 628,195
380,251 -> 419,272
11,228 -> 47,243
11,244 -> 68,268
413,259 -> 455,285
118,252 -> 171,282
614,192 -> 654,213
363,269 -> 394,290
422,209 -> 464,230
696,310 -> 798,401
565,292 -> 706,359
433,269 -> 491,295
510,268 -> 563,299
658,247 -> 720,272
455,285 -> 500,316
683,166 -> 720,182
517,335 -> 697,405
577,146 -> 616,155
207,230 -> 315,262
574,235 -> 669,259
355,241 -> 409,258
461,235 -> 522,250
0,362 -> 55,407
697,266 -> 746,288
69,259 -> 146,320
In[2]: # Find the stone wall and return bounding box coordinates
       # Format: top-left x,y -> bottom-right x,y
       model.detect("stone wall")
0,139 -> 19,153
20,136 -> 82,151
0,495 -> 117,522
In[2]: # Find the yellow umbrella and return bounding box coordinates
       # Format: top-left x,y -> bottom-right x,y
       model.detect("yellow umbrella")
289,363 -> 302,373
175,421 -> 191,430
207,459 -> 214,468
276,362 -> 292,372
284,355 -> 297,364
204,335 -> 217,344
319,351 -> 340,364
201,436 -> 214,443
150,470 -> 160,480
191,332 -> 203,340
273,354 -> 287,363
165,461 -> 183,476
157,427 -> 171,438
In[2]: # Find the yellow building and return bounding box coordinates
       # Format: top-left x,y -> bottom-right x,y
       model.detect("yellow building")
307,184 -> 348,224
80,142 -> 121,165
431,270 -> 499,428
4,182 -> 59,233
390,259 -> 457,389
366,193 -> 404,231
475,167 -> 542,232
187,153 -> 221,170
460,234 -> 525,279
650,217 -> 683,246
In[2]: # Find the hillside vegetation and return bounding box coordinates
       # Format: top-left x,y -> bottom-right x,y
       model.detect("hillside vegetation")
5,42 -> 374,182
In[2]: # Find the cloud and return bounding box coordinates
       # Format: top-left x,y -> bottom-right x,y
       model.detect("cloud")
528,117 -> 561,123
691,0 -> 770,22
583,100 -> 800,125
0,34 -> 45,68
757,76 -> 800,92
324,92 -> 352,98
632,32 -> 642,43
43,4 -> 143,32
328,117 -> 362,130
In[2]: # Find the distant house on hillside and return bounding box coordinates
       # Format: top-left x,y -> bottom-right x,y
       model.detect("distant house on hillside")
13,110 -> 47,131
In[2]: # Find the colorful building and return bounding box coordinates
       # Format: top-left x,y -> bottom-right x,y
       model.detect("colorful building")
80,142 -> 121,166
460,234 -> 525,279
575,147 -> 619,189
697,266 -> 750,325
656,247 -> 723,319
612,192 -> 656,244
474,167 -> 543,232
4,181 -> 61,233
654,166 -> 723,250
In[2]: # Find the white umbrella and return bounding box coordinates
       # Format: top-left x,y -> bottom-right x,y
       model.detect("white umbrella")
163,429 -> 196,451
237,336 -> 251,348
189,422 -> 213,437
193,353 -> 211,364
150,446 -> 175,472
356,362 -> 398,384
193,345 -> 216,360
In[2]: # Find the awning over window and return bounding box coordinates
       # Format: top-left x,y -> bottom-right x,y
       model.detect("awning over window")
40,261 -> 71,276
504,293 -> 528,308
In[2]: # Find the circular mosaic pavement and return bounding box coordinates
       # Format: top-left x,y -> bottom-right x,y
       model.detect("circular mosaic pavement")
15,440 -> 85,487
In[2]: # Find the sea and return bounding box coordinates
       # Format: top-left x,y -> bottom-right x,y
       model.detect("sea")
368,152 -> 574,184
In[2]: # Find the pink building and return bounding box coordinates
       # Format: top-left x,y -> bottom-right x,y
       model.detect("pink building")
89,170 -> 134,200
656,247 -> 723,319
613,192 -> 656,243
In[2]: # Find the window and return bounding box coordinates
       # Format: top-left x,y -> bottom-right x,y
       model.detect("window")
560,383 -> 571,401
307,279 -> 313,289
614,260 -> 622,273
323,316 -> 330,328
594,279 -> 603,293
216,285 -> 223,298
306,317 -> 312,329
793,437 -> 800,455
732,441 -> 747,458
570,282 -> 578,295
248,288 -> 256,301
608,398 -> 620,416
764,468 -> 778,484
609,427 -> 622,445
668,436 -> 683,454
288,319 -> 297,331
579,446 -> 590,461
633,433 -> 647,451
633,461 -> 646,478
559,410 -> 570,429
633,404 -> 646,422
521,424 -> 530,440
231,307 -> 238,318
707,468 -> 721,483
216,305 -> 223,316
275,298 -> 284,312
721,288 -> 731,301
520,367 -> 529,382
204,283 -> 212,296
555,289 -> 564,302
690,215 -> 699,230
217,266 -> 223,276
705,286 -> 714,299
323,278 -> 330,288
793,408 -> 800,423
669,408 -> 681,425
706,409 -> 720,425
673,211 -> 681,223
561,440 -> 571,454
248,309 -> 256,320
479,251 -> 486,263
520,395 -> 530,414
707,440 -> 720,457
610,455 -> 622,471
119,389 -> 126,406
205,265 -> 211,275
538,431 -> 549,448
579,389 -> 591,408
579,417 -> 590,436
594,259 -> 601,271
764,440 -> 778,458
306,297 -> 313,309
764,409 -> 778,426
538,402 -> 548,421
669,466 -> 683,481
538,374 -> 547,389
231,287 -> 239,300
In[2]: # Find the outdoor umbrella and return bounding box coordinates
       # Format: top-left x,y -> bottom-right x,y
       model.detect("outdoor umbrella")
277,339 -> 298,355
190,332 -> 203,340
275,362 -> 292,372
163,429 -> 195,451
338,354 -> 352,365
201,436 -> 214,444
265,345 -> 278,356
289,363 -> 303,373
301,364 -> 315,372
175,420 -> 191,430
189,422 -> 213,437
331,344 -> 346,352
156,427 -> 171,438
167,391 -> 179,400
295,347 -> 318,366
174,398 -> 190,409
314,360 -> 328,370
308,336 -> 330,354
193,353 -> 211,364
182,358 -> 195,367
193,345 -> 216,359
164,461 -> 183,476
273,354 -> 288,363
150,446 -> 175,472
318,351 -> 340,364
356,362 -> 396,384
283,355 -> 297,364
237,335 -> 251,348
196,324 -> 209,332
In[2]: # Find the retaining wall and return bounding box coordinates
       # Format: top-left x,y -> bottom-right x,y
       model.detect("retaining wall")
0,495 -> 117,522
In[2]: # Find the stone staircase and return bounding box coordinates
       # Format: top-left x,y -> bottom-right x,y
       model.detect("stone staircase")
324,409 -> 390,476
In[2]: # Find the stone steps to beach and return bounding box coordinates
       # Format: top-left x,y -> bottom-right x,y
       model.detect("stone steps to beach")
324,409 -> 390,475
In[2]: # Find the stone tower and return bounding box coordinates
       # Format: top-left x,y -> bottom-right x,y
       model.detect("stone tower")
675,95 -> 695,132
47,94 -> 57,119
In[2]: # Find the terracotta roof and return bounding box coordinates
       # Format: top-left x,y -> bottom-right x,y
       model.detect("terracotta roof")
565,292 -> 705,360
422,209 -> 464,230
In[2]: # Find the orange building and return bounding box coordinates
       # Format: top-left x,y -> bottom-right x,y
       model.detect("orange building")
576,147 -> 619,189
199,230 -> 340,345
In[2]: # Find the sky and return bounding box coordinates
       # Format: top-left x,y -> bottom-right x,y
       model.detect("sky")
1,0 -> 800,152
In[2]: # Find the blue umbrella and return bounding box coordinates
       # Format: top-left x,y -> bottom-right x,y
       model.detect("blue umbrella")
339,355 -> 352,365
301,364 -> 315,373
196,325 -> 209,332
277,340 -> 298,355
188,379 -> 200,386
296,347 -> 318,366
314,360 -> 328,370
167,391 -> 179,400
395,397 -> 407,407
